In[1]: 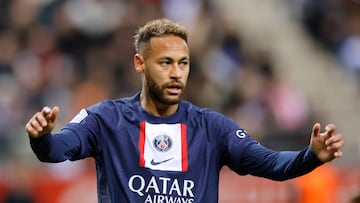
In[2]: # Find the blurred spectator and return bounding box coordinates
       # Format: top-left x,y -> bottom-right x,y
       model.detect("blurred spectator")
62,0 -> 126,37
337,35 -> 360,75
294,164 -> 340,203
351,193 -> 360,203
224,50 -> 313,149
300,0 -> 346,51
2,157 -> 35,203
291,0 -> 360,80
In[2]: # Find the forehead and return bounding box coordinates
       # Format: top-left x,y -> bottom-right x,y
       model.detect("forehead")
145,35 -> 189,57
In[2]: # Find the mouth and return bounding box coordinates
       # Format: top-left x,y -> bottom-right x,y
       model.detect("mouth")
166,83 -> 183,95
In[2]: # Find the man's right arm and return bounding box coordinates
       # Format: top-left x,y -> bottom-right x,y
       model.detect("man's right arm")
26,106 -> 80,162
30,129 -> 82,162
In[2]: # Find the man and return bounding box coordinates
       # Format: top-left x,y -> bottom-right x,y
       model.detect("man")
25,18 -> 344,203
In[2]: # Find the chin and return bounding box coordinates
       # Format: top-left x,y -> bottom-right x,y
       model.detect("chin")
162,95 -> 181,105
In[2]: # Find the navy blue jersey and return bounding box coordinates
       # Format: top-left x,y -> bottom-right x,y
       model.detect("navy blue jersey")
30,93 -> 323,203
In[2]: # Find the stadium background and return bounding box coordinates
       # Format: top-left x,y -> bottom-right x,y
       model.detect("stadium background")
0,0 -> 359,202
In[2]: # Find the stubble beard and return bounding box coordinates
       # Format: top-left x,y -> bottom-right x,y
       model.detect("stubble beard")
146,74 -> 183,105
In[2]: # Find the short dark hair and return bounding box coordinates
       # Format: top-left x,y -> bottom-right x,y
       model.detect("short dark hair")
133,18 -> 188,54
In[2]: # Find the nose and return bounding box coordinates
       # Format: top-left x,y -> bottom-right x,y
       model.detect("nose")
169,64 -> 183,79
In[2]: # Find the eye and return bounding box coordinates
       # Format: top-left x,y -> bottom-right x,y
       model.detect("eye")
180,61 -> 188,66
179,60 -> 189,67
159,60 -> 171,66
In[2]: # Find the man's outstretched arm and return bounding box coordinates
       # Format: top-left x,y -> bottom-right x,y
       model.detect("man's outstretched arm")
235,123 -> 344,181
25,106 -> 81,162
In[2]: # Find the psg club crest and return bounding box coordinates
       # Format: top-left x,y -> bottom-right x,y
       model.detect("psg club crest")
153,135 -> 172,152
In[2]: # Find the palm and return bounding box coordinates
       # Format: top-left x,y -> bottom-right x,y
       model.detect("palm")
311,133 -> 333,162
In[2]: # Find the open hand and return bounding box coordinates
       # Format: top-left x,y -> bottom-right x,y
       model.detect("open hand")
310,123 -> 344,162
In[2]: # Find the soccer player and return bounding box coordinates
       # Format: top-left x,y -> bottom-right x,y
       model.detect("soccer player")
25,18 -> 344,203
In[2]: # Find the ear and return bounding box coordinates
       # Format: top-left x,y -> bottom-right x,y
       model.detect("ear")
134,54 -> 144,73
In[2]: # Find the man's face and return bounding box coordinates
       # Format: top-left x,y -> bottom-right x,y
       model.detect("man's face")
140,35 -> 190,105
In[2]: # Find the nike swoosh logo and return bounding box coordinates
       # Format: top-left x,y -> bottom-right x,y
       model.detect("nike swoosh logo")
150,158 -> 174,165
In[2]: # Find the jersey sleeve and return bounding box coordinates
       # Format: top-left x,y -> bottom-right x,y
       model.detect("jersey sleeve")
235,143 -> 324,181
206,110 -> 324,181
30,108 -> 100,163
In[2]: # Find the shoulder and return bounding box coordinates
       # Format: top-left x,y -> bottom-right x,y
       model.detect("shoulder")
181,100 -> 237,127
87,95 -> 137,113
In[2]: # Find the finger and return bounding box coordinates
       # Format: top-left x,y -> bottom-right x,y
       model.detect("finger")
324,124 -> 336,137
26,122 -> 40,137
312,123 -> 321,137
325,133 -> 343,145
41,106 -> 52,119
35,112 -> 48,127
48,106 -> 59,122
326,141 -> 344,151
325,134 -> 344,150
29,115 -> 44,132
334,150 -> 343,158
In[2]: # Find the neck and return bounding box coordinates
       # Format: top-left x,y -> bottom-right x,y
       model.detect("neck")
140,92 -> 179,117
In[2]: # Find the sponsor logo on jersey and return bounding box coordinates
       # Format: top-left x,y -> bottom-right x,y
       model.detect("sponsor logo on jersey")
128,175 -> 195,203
235,129 -> 248,139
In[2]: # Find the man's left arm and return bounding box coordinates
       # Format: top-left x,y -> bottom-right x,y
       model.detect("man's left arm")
227,123 -> 344,181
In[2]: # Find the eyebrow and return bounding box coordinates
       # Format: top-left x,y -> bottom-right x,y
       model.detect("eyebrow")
158,56 -> 189,61
179,57 -> 189,61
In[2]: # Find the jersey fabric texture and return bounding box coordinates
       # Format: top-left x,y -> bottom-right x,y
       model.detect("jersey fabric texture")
30,93 -> 323,203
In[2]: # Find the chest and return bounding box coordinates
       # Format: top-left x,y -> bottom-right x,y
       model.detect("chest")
99,120 -> 219,173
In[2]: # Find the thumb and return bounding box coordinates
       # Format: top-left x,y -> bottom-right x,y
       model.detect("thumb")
312,123 -> 321,138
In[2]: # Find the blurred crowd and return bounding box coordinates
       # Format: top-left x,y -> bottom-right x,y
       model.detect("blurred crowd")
0,0 -> 317,165
290,0 -> 360,79
1,0 -> 354,202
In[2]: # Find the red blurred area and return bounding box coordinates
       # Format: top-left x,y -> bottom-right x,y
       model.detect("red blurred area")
0,163 -> 358,203
0,159 -> 97,203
